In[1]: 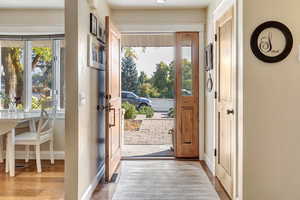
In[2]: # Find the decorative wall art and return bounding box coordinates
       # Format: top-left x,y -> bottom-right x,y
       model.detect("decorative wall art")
88,34 -> 101,69
90,13 -> 98,36
205,43 -> 213,71
250,21 -> 293,63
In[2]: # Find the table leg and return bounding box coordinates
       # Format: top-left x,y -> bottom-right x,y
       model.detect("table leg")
7,129 -> 15,177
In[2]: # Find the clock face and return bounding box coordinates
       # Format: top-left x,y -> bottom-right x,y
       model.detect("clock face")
251,21 -> 293,63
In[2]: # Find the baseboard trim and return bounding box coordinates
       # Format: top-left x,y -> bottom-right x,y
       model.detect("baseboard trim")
81,164 -> 105,200
204,153 -> 215,175
4,151 -> 65,160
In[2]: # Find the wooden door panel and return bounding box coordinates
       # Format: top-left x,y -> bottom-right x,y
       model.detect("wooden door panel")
175,32 -> 199,158
105,16 -> 121,181
216,7 -> 235,198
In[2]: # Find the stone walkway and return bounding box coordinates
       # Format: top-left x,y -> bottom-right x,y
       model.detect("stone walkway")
124,118 -> 174,145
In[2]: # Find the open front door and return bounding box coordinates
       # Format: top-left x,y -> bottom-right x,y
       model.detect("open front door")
215,7 -> 235,198
175,32 -> 199,158
105,16 -> 122,181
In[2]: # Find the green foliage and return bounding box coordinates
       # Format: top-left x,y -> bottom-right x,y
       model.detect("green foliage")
122,102 -> 137,119
151,61 -> 175,98
121,56 -> 139,93
32,47 -> 53,63
138,106 -> 154,118
181,59 -> 193,92
139,83 -> 160,98
122,47 -> 138,60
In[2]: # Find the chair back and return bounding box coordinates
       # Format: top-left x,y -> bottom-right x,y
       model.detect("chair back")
37,100 -> 57,136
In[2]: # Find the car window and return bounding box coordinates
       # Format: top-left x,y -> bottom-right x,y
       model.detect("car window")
127,93 -> 135,99
122,93 -> 127,98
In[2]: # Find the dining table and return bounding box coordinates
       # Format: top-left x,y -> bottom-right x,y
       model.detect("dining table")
0,111 -> 40,176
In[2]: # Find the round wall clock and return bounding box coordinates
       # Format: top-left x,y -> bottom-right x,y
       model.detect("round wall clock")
250,21 -> 293,63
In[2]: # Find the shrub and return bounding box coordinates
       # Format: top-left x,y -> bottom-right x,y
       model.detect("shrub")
122,102 -> 137,119
138,106 -> 154,118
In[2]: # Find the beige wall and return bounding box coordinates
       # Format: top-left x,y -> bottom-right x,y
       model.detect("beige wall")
243,0 -> 300,199
204,0 -> 223,172
0,9 -> 64,34
111,8 -> 206,32
65,0 -> 110,199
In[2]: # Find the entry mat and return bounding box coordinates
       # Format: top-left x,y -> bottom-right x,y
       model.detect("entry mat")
112,160 -> 220,200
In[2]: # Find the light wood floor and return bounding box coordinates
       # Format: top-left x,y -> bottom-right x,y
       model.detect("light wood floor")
92,160 -> 230,200
0,160 -> 64,200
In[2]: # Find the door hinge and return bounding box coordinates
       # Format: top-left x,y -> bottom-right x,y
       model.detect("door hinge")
214,148 -> 217,157
214,91 -> 218,99
214,34 -> 218,42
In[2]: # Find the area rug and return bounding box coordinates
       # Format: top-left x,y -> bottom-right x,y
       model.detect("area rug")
112,160 -> 220,200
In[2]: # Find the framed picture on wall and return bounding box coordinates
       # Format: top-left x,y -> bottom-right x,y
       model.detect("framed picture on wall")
90,13 -> 98,36
88,34 -> 100,69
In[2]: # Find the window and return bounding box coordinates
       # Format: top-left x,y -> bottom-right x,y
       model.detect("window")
0,41 -> 25,109
0,36 -> 65,111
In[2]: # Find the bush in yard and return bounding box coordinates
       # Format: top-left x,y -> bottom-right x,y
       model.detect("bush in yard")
122,102 -> 137,119
138,106 -> 154,118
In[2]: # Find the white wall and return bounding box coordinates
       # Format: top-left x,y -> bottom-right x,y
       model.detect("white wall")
65,0 -> 110,199
0,9 -> 64,34
243,0 -> 300,199
204,0 -> 223,173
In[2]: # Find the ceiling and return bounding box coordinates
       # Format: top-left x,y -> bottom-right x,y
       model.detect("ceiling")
0,0 -> 64,9
107,0 -> 210,9
0,0 -> 209,9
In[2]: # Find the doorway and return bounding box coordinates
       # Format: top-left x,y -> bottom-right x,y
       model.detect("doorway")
215,6 -> 236,198
120,33 -> 176,158
105,16 -> 201,181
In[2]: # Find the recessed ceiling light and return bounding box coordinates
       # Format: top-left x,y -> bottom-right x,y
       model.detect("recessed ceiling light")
156,0 -> 167,4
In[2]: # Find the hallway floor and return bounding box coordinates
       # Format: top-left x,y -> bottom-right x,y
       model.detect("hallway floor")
93,160 -> 229,200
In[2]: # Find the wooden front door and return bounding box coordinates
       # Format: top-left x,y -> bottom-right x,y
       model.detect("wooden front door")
215,7 -> 235,198
175,32 -> 199,158
105,16 -> 122,181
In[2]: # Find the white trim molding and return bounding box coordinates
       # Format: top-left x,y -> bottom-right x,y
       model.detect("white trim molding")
81,165 -> 105,200
204,153 -> 215,175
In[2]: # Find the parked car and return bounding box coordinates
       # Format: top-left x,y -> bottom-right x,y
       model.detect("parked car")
121,91 -> 152,109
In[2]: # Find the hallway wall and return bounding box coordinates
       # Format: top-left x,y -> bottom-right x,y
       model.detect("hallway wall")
243,0 -> 300,199
65,0 -> 110,199
204,0 -> 223,173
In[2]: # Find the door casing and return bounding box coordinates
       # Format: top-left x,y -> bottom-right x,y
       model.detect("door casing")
214,6 -> 237,199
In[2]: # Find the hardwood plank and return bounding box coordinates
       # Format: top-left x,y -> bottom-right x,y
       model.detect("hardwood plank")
0,160 -> 64,200
92,160 -> 221,200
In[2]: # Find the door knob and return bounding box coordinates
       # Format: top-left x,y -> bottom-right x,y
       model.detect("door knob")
227,109 -> 234,115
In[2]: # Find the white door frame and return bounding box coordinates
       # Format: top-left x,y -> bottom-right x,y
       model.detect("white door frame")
120,26 -> 206,161
212,0 -> 243,199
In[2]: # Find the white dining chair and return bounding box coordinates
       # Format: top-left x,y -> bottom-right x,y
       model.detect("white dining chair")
14,101 -> 57,173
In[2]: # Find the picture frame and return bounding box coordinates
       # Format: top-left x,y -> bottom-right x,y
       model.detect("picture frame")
97,21 -> 105,43
205,43 -> 213,71
90,13 -> 98,36
250,21 -> 293,63
88,34 -> 101,69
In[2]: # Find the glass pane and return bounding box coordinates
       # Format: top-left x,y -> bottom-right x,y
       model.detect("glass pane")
32,40 -> 53,110
0,41 -> 25,109
60,40 -> 65,109
181,40 -> 193,96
